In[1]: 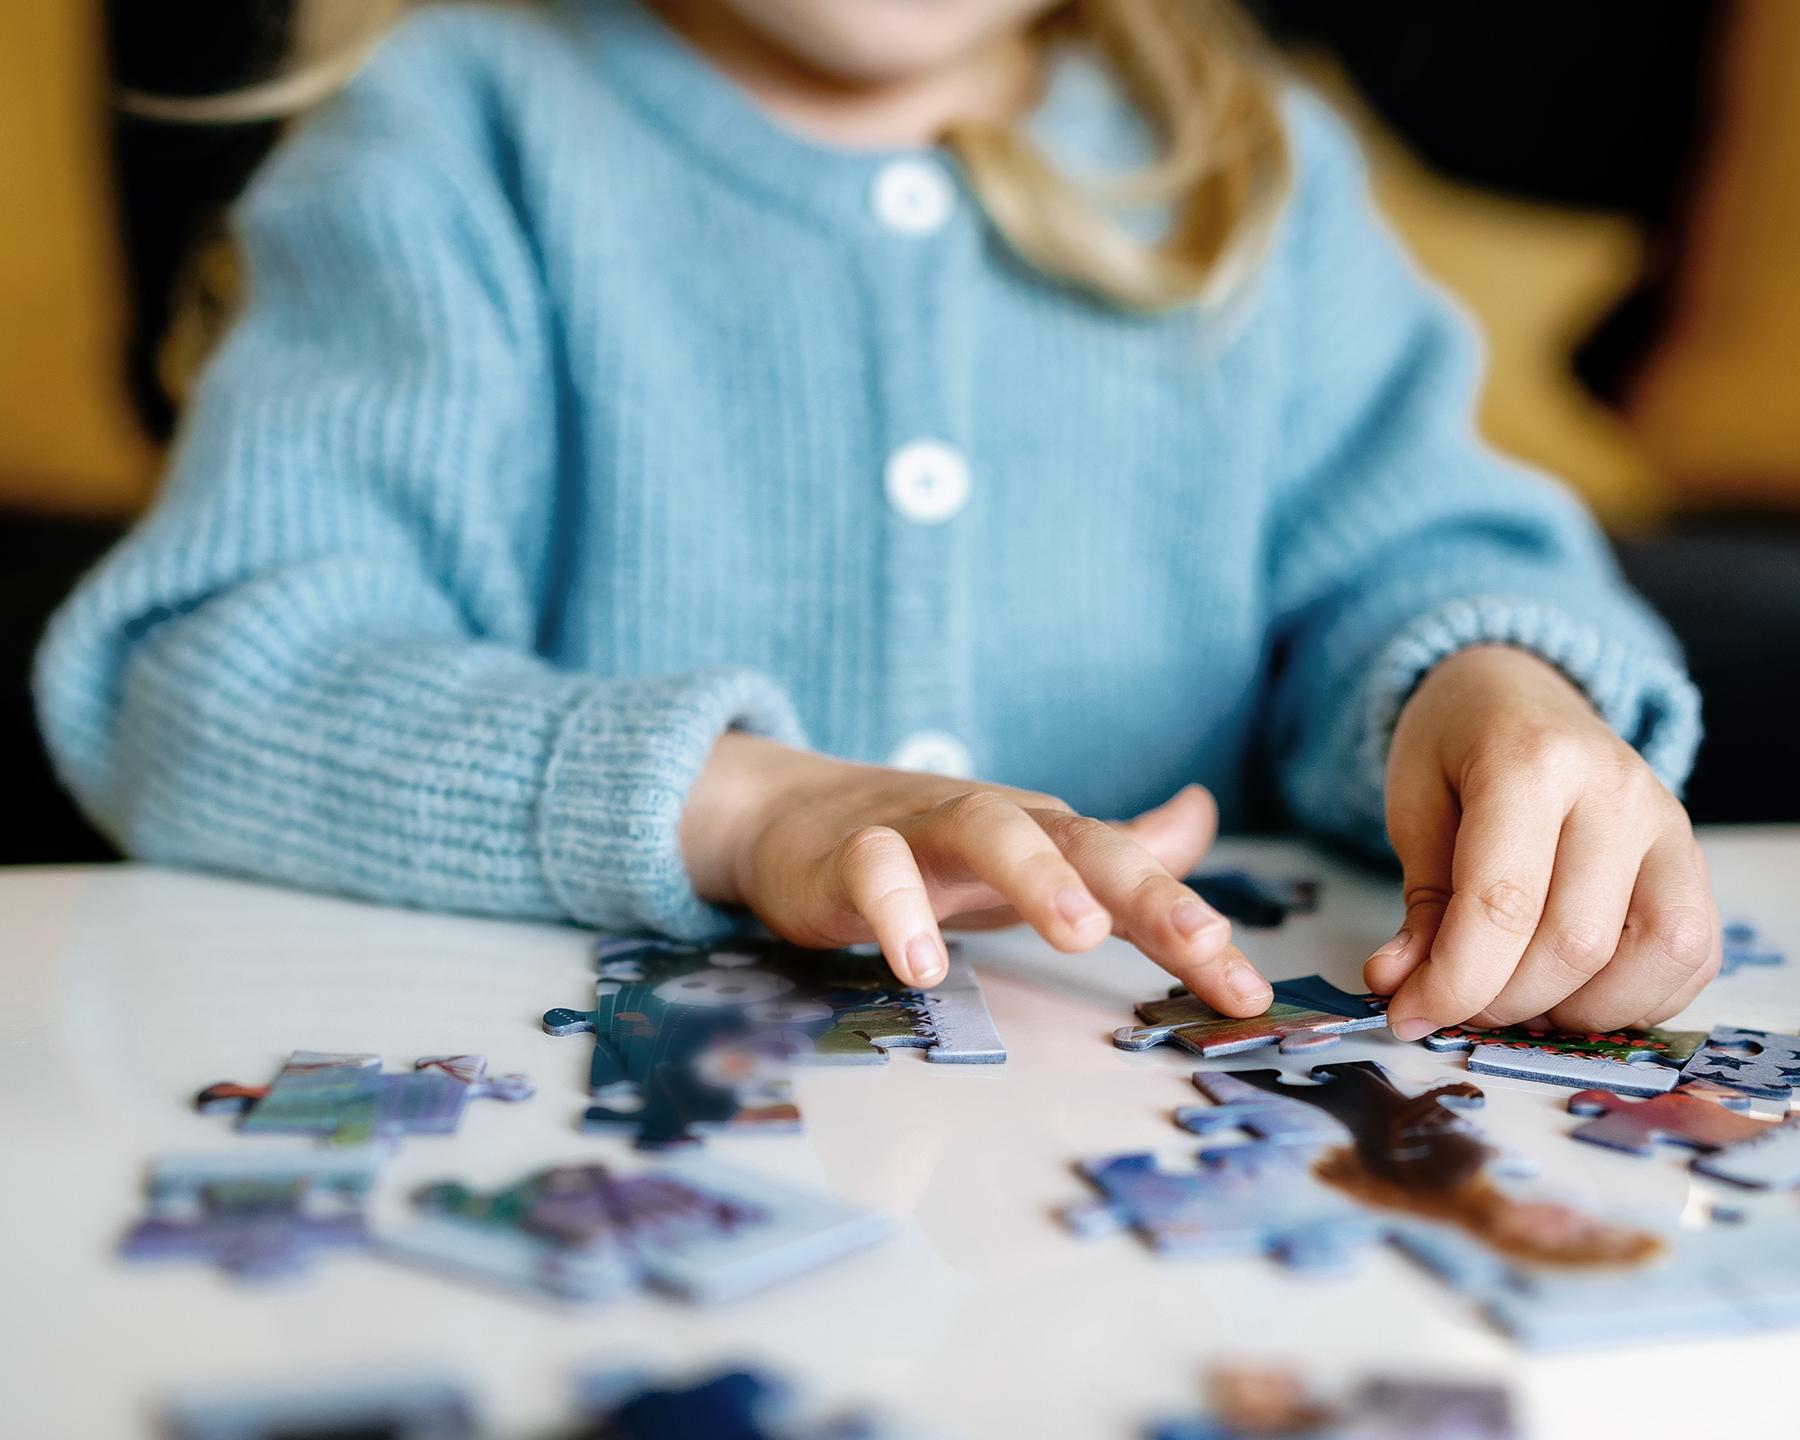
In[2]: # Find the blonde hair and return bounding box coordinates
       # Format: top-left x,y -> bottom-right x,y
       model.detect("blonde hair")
952,0 -> 1291,311
119,0 -> 1288,313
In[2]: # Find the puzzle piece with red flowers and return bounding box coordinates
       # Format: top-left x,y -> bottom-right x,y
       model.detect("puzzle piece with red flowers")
1422,1023 -> 1706,1096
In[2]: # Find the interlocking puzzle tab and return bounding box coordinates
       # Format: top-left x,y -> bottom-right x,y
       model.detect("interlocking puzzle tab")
545,936 -> 1004,1147
196,1051 -> 534,1146
1681,1025 -> 1800,1102
384,1157 -> 890,1304
1148,1362 -> 1518,1440
164,1374 -> 476,1440
1175,1070 -> 1349,1149
1112,974 -> 1386,1059
565,1367 -> 915,1440
119,1149 -> 376,1281
1422,1022 -> 1706,1096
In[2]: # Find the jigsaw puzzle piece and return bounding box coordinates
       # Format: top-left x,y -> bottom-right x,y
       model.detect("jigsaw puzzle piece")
1681,1025 -> 1800,1102
1183,869 -> 1320,930
164,1375 -> 475,1440
1565,1087 -> 1764,1156
1422,1023 -> 1705,1096
1113,976 -> 1385,1058
196,1051 -> 532,1145
1063,1147 -> 1386,1271
1464,1044 -> 1683,1097
1175,1070 -> 1350,1148
1149,1364 -> 1518,1440
120,1149 -> 377,1281
1693,1114 -> 1800,1189
1719,919 -> 1784,976
385,1157 -> 889,1304
567,1367 -> 911,1440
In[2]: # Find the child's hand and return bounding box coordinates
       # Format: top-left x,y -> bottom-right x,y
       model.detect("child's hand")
1369,645 -> 1719,1040
681,733 -> 1271,1014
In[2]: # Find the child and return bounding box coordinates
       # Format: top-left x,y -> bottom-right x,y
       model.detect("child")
38,0 -> 1716,1042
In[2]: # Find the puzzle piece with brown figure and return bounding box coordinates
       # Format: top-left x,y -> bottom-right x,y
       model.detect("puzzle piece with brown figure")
1113,975 -> 1386,1059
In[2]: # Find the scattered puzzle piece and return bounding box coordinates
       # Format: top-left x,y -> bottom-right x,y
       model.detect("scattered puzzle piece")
1681,1025 -> 1800,1102
566,1367 -> 913,1440
1423,1022 -> 1706,1096
164,1375 -> 476,1440
384,1157 -> 890,1304
196,1051 -> 533,1146
1062,1146 -> 1386,1271
1565,1087 -> 1764,1157
1720,919 -> 1784,976
1113,975 -> 1386,1059
1149,1363 -> 1518,1440
1175,1070 -> 1350,1148
1694,1114 -> 1800,1189
120,1149 -> 376,1281
1184,869 -> 1320,929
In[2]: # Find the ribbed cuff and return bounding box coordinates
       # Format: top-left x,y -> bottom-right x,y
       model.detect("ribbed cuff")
536,666 -> 806,938
1358,595 -> 1703,819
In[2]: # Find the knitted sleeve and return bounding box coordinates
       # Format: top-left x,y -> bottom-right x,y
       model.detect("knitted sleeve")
33,31 -> 802,937
1262,93 -> 1700,857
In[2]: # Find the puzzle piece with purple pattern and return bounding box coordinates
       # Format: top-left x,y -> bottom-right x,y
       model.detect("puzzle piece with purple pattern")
1148,1366 -> 1519,1440
1175,1069 -> 1350,1148
196,1051 -> 533,1146
1062,1145 -> 1386,1271
1565,1087 -> 1764,1157
385,1156 -> 890,1304
120,1148 -> 376,1281
1423,1023 -> 1706,1097
1681,1025 -> 1800,1102
1113,975 -> 1386,1059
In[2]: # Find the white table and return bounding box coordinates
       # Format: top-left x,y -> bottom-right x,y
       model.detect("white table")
3,832 -> 1797,1438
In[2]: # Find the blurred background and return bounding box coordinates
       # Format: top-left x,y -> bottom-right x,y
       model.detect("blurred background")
4,0 -> 1797,867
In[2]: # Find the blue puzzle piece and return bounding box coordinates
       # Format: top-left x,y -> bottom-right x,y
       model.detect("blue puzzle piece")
165,1376 -> 475,1440
1175,1070 -> 1350,1148
119,1149 -> 377,1282
1681,1025 -> 1800,1102
1063,1146 -> 1386,1271
569,1368 -> 907,1440
1719,919 -> 1784,976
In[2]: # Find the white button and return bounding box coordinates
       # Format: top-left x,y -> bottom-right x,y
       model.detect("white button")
884,439 -> 970,524
872,158 -> 954,235
888,730 -> 974,778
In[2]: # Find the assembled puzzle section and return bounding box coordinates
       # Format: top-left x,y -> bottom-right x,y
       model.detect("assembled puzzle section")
119,1148 -> 377,1282
1113,975 -> 1386,1059
1680,1025 -> 1800,1102
544,936 -> 1005,1147
196,1052 -> 534,1146
383,1156 -> 891,1304
1422,1023 -> 1706,1096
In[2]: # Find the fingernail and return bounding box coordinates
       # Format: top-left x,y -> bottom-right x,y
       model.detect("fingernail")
1389,1016 -> 1435,1043
906,934 -> 946,986
1225,961 -> 1271,1008
1055,884 -> 1104,927
1367,929 -> 1412,962
1172,899 -> 1220,939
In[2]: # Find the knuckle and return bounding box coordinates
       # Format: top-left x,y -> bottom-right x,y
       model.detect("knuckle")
1472,878 -> 1540,936
1402,882 -> 1452,917
1018,790 -> 1073,814
836,825 -> 899,877
1649,905 -> 1716,973
1541,917 -> 1615,978
1053,813 -> 1115,858
933,788 -> 1010,829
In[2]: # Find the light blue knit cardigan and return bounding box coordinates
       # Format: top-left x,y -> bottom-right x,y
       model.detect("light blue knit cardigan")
35,0 -> 1699,938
